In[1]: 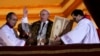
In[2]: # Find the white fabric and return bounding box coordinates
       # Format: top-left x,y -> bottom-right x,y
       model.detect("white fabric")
61,18 -> 100,44
0,25 -> 25,46
37,21 -> 49,46
37,21 -> 49,40
21,17 -> 28,23
21,17 -> 30,33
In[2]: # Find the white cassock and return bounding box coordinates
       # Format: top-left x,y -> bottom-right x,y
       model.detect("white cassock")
0,25 -> 25,46
61,18 -> 100,44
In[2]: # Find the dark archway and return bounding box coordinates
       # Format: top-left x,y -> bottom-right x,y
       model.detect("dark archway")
83,0 -> 100,28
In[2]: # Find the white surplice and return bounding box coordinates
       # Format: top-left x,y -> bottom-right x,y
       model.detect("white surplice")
0,25 -> 25,46
61,18 -> 100,44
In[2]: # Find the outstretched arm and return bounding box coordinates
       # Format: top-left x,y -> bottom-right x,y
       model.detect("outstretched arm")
23,7 -> 28,18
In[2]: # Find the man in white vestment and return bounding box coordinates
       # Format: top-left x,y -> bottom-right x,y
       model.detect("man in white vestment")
55,9 -> 100,44
0,12 -> 25,46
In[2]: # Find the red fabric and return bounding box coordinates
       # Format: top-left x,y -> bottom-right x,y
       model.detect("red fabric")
84,14 -> 91,20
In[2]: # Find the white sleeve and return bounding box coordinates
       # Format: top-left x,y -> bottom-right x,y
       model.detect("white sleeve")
0,30 -> 16,46
16,39 -> 25,46
21,17 -> 30,33
0,30 -> 25,46
61,22 -> 89,44
61,34 -> 72,44
21,17 -> 28,23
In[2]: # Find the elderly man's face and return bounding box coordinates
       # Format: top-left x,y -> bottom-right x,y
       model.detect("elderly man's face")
8,14 -> 18,27
40,10 -> 49,22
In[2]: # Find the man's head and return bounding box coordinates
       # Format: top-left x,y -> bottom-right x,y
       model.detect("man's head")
71,9 -> 84,23
40,9 -> 50,22
6,12 -> 18,27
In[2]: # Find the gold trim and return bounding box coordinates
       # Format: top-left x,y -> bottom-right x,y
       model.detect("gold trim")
0,48 -> 100,54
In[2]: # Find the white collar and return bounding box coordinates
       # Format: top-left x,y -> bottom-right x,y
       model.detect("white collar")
42,21 -> 48,24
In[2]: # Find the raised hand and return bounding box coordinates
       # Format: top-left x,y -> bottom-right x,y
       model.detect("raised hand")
23,7 -> 28,17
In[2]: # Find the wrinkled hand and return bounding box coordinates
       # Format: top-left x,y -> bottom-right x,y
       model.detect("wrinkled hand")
41,38 -> 46,43
49,36 -> 61,45
26,32 -> 31,37
23,7 -> 28,17
28,37 -> 34,43
37,38 -> 46,44
54,36 -> 61,42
